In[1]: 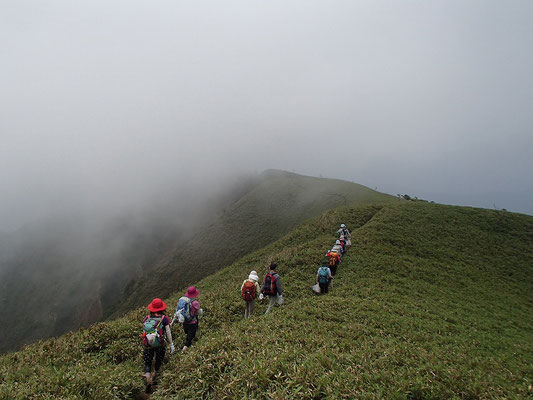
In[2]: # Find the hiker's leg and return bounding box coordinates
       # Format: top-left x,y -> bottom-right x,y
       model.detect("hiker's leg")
154,347 -> 166,373
185,322 -> 198,347
325,283 -> 329,294
249,300 -> 255,316
143,348 -> 154,373
265,295 -> 277,314
245,301 -> 250,318
319,283 -> 326,294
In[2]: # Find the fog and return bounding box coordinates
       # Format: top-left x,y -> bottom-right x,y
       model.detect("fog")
1,0 -> 532,235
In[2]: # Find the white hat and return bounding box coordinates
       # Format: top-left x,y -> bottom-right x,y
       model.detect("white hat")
340,224 -> 346,228
248,271 -> 259,281
335,240 -> 340,244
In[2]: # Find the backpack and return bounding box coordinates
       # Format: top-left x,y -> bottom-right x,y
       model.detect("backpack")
318,267 -> 330,284
174,296 -> 193,324
142,316 -> 164,348
241,280 -> 257,302
342,228 -> 349,238
262,273 -> 277,296
329,252 -> 338,267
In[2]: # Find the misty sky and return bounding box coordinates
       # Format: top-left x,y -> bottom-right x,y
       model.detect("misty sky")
1,0 -> 532,231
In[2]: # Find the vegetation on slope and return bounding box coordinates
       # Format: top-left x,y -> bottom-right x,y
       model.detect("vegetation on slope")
1,202 -> 531,399
0,170 -> 390,354
114,170 -> 394,316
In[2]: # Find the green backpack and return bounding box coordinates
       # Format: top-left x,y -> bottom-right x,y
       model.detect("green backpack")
318,267 -> 330,284
142,316 -> 164,348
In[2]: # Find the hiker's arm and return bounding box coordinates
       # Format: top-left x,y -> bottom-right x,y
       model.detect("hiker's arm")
276,275 -> 283,295
191,300 -> 202,317
165,324 -> 173,345
255,282 -> 261,294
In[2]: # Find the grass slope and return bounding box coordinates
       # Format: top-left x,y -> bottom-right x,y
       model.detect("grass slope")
114,170 -> 394,316
1,202 -> 531,399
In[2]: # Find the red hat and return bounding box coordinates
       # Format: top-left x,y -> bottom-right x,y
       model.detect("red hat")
185,286 -> 199,298
147,298 -> 167,312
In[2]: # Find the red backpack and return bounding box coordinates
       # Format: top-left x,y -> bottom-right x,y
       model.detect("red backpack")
262,273 -> 277,295
241,280 -> 257,302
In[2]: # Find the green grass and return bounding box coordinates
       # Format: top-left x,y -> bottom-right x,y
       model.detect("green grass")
0,170 -> 393,354
1,202 -> 531,399
114,170 -> 394,316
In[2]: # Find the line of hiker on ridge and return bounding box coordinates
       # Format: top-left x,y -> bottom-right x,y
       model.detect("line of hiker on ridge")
313,223 -> 352,295
239,223 -> 351,312
140,223 -> 351,389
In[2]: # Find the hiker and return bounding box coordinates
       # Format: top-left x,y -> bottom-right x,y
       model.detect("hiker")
331,240 -> 343,257
172,286 -> 203,352
317,263 -> 333,294
338,237 -> 347,255
260,262 -> 283,314
326,250 -> 341,276
142,298 -> 175,386
241,270 -> 261,318
338,224 -> 352,246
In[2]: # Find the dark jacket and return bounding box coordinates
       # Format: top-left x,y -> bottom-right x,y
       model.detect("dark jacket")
261,272 -> 283,296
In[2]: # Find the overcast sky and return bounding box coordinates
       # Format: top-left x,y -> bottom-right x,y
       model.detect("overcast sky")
1,0 -> 532,231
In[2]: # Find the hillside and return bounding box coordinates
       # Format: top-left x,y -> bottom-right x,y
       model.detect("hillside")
113,170 -> 394,316
0,170 -> 391,354
0,175 -> 258,354
1,201 -> 531,399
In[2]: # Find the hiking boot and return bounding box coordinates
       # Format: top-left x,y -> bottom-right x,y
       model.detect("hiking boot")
182,345 -> 188,352
144,372 -> 152,385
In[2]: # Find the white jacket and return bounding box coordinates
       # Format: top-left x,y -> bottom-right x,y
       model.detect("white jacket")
331,245 -> 343,255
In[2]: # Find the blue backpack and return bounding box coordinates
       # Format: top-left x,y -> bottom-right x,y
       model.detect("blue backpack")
318,267 -> 330,284
174,296 -> 192,323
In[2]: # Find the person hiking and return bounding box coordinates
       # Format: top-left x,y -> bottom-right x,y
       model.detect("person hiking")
331,240 -> 343,257
172,286 -> 203,352
338,237 -> 347,255
142,298 -> 175,387
260,262 -> 283,314
241,270 -> 261,318
326,249 -> 341,276
317,263 -> 333,294
338,223 -> 352,246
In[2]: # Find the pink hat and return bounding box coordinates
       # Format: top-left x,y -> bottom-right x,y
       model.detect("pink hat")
147,298 -> 167,312
185,286 -> 199,298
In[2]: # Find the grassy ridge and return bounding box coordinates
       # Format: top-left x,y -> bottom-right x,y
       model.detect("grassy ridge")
114,170 -> 394,316
153,203 -> 533,399
1,202 -> 531,399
